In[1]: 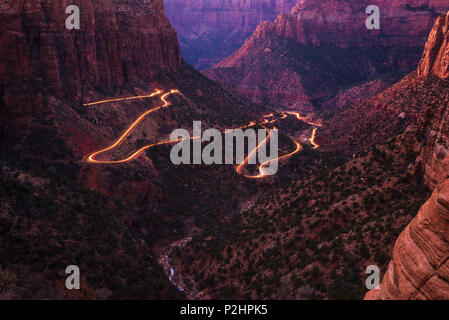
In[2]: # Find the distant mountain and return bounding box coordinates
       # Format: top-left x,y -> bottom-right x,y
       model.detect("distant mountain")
205,0 -> 449,111
164,0 -> 297,69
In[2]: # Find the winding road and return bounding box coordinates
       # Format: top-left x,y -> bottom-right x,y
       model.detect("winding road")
84,89 -> 321,178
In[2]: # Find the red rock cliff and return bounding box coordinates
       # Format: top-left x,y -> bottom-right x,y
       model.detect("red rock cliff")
165,0 -> 297,35
365,176 -> 449,299
413,12 -> 449,190
207,0 -> 449,111
366,12 -> 449,299
0,0 -> 181,115
418,12 -> 449,79
217,0 -> 449,66
259,0 -> 447,46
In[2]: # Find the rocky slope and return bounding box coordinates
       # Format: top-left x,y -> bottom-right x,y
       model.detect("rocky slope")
315,71 -> 449,156
366,13 -> 449,299
172,110 -> 431,299
0,0 -> 181,114
164,0 -> 297,69
205,0 -> 449,111
415,12 -> 449,189
0,0 -> 262,299
170,11 -> 449,300
0,0 -> 184,298
418,11 -> 449,79
365,178 -> 449,299
0,0 -> 260,198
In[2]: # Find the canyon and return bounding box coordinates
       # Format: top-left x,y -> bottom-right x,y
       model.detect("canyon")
2,0 -> 449,301
0,0 -> 263,299
205,0 -> 449,111
0,0 -> 185,299
168,10 -> 449,300
163,0 -> 297,69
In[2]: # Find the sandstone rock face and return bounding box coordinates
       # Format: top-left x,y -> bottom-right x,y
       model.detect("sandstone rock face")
207,0 -> 449,111
0,0 -> 187,299
366,178 -> 449,300
416,11 -> 449,189
0,0 -> 259,201
366,14 -> 449,299
253,0 -> 449,49
417,97 -> 449,190
418,12 -> 449,79
0,0 -> 181,115
164,0 -> 297,69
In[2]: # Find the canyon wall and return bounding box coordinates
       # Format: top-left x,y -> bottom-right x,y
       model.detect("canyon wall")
244,0 -> 449,49
418,11 -> 449,79
0,0 -> 181,115
416,12 -> 449,190
366,12 -> 449,300
0,0 -> 185,299
164,0 -> 297,69
206,0 -> 449,111
365,177 -> 449,299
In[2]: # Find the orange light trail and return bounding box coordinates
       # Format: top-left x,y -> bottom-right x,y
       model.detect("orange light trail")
236,110 -> 322,178
286,111 -> 304,121
309,127 -> 320,149
226,121 -> 256,133
86,89 -> 181,164
83,90 -> 163,106
84,91 -> 322,177
306,121 -> 322,127
236,125 -> 272,177
285,111 -> 322,127
247,139 -> 303,179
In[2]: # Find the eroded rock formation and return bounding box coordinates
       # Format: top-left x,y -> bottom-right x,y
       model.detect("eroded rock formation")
418,12 -> 449,80
206,0 -> 449,111
0,0 -> 181,115
366,12 -> 449,299
0,0 -> 258,200
164,0 -> 297,69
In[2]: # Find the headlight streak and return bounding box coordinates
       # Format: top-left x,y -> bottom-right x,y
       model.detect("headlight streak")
84,92 -> 321,178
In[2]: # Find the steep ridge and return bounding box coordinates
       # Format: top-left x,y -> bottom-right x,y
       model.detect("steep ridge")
205,0 -> 449,111
0,0 -> 260,198
416,11 -> 449,186
366,12 -> 449,299
365,178 -> 449,299
315,71 -> 449,156
0,0 -> 185,299
0,0 -> 181,114
417,12 -> 449,189
164,0 -> 297,69
418,11 -> 449,79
